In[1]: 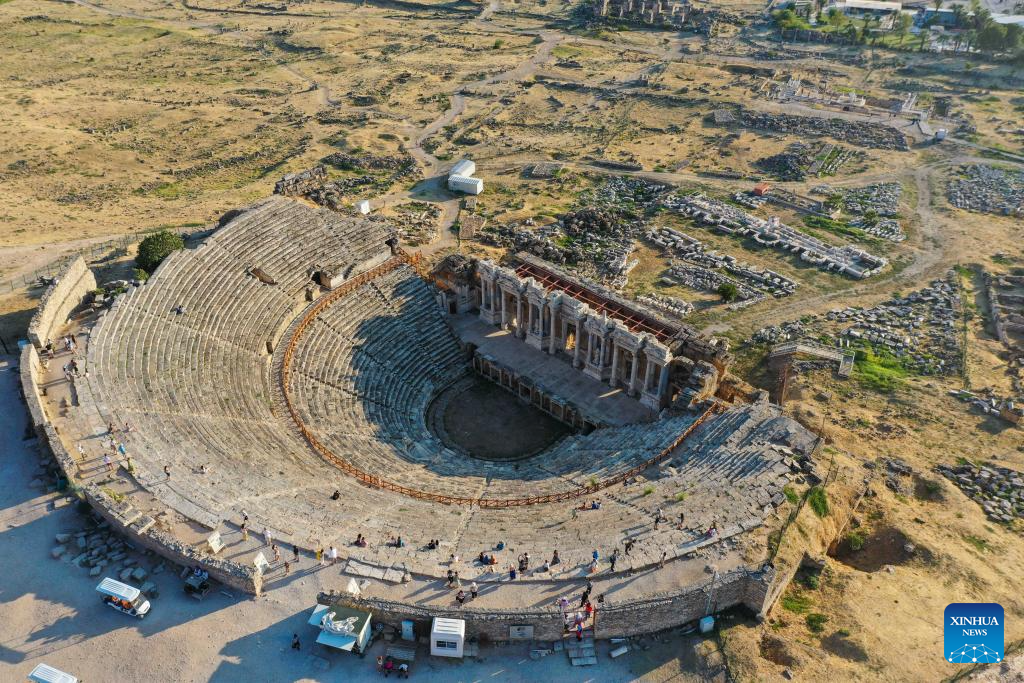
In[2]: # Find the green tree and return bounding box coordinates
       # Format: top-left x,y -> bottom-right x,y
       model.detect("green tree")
896,13 -> 912,43
135,230 -> 184,274
717,282 -> 739,302
976,23 -> 1007,52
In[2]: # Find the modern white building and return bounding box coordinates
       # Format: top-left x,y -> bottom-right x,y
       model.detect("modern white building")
447,158 -> 483,195
449,159 -> 476,178
448,174 -> 483,195
430,617 -> 466,658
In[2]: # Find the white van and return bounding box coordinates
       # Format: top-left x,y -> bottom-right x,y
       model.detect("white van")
96,577 -> 151,619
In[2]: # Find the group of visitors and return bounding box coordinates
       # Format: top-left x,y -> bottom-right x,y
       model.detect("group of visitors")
454,581 -> 479,607
376,655 -> 410,678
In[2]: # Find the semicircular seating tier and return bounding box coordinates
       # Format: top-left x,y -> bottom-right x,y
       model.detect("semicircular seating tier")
82,196 -> 804,575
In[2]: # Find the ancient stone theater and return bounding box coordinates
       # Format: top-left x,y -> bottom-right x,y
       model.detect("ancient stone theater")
21,196 -> 819,639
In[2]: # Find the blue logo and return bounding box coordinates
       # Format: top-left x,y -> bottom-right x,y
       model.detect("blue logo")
944,603 -> 1003,663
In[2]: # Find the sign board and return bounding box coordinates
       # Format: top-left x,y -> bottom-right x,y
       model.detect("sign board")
509,625 -> 534,641
253,552 -> 270,574
206,531 -> 224,555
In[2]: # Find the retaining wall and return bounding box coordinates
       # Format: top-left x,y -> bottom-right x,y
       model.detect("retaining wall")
85,486 -> 262,595
321,566 -> 775,642
27,256 -> 97,349
18,260 -> 263,596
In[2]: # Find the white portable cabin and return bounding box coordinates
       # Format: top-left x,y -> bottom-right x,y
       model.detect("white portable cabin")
448,175 -> 483,195
28,663 -> 78,683
308,603 -> 373,653
449,159 -> 476,178
430,617 -> 465,658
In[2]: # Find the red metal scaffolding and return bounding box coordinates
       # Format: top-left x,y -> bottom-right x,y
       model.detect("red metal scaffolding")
514,261 -> 677,343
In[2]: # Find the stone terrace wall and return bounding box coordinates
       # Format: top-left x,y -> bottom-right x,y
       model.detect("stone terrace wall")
323,566 -> 774,641
20,344 -> 46,430
85,486 -> 262,595
17,266 -> 262,596
27,256 -> 97,349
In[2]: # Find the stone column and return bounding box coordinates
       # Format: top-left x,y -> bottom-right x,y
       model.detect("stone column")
657,363 -> 671,400
500,288 -> 510,329
573,327 -> 584,368
516,295 -> 525,338
609,341 -> 620,388
644,361 -> 657,394
628,351 -> 641,396
548,302 -> 559,355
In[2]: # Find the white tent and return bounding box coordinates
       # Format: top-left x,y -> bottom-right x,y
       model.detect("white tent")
430,617 -> 465,658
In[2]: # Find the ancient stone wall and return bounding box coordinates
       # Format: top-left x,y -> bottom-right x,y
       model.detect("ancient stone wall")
27,256 -> 97,349
84,486 -> 263,596
20,344 -> 47,430
323,567 -> 773,641
18,265 -> 263,597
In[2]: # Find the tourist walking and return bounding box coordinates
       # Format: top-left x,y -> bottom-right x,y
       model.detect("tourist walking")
241,521 -> 248,542
164,464 -> 171,479
551,549 -> 560,565
609,549 -> 618,572
329,545 -> 338,565
509,565 -> 517,581
264,528 -> 273,547
293,544 -> 300,563
660,550 -> 667,568
284,561 -> 291,576
291,634 -> 300,651
103,454 -> 113,472
446,569 -> 455,587
272,543 -> 281,562
456,590 -> 466,607
470,581 -> 478,599
316,547 -> 324,566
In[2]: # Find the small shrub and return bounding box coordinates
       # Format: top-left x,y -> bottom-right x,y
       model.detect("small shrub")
716,282 -> 738,302
846,529 -> 867,552
642,485 -> 655,496
806,613 -> 829,633
808,486 -> 829,518
132,267 -> 150,282
802,572 -> 820,590
781,594 -> 812,614
783,485 -> 799,504
674,491 -> 687,502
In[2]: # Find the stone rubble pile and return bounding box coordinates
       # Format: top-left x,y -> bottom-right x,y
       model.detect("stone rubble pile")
814,182 -> 901,218
751,274 -> 962,376
739,111 -> 909,150
826,276 -> 961,375
667,263 -> 765,305
50,514 -> 164,594
637,292 -> 694,319
664,193 -> 887,279
480,178 -> 663,288
390,202 -> 441,246
751,320 -> 806,344
755,142 -> 863,181
847,216 -> 904,242
647,225 -> 797,299
948,388 -> 1024,425
946,164 -> 1024,216
935,462 -> 1024,524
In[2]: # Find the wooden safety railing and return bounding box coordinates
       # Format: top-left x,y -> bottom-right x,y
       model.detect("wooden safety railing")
279,254 -> 721,507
